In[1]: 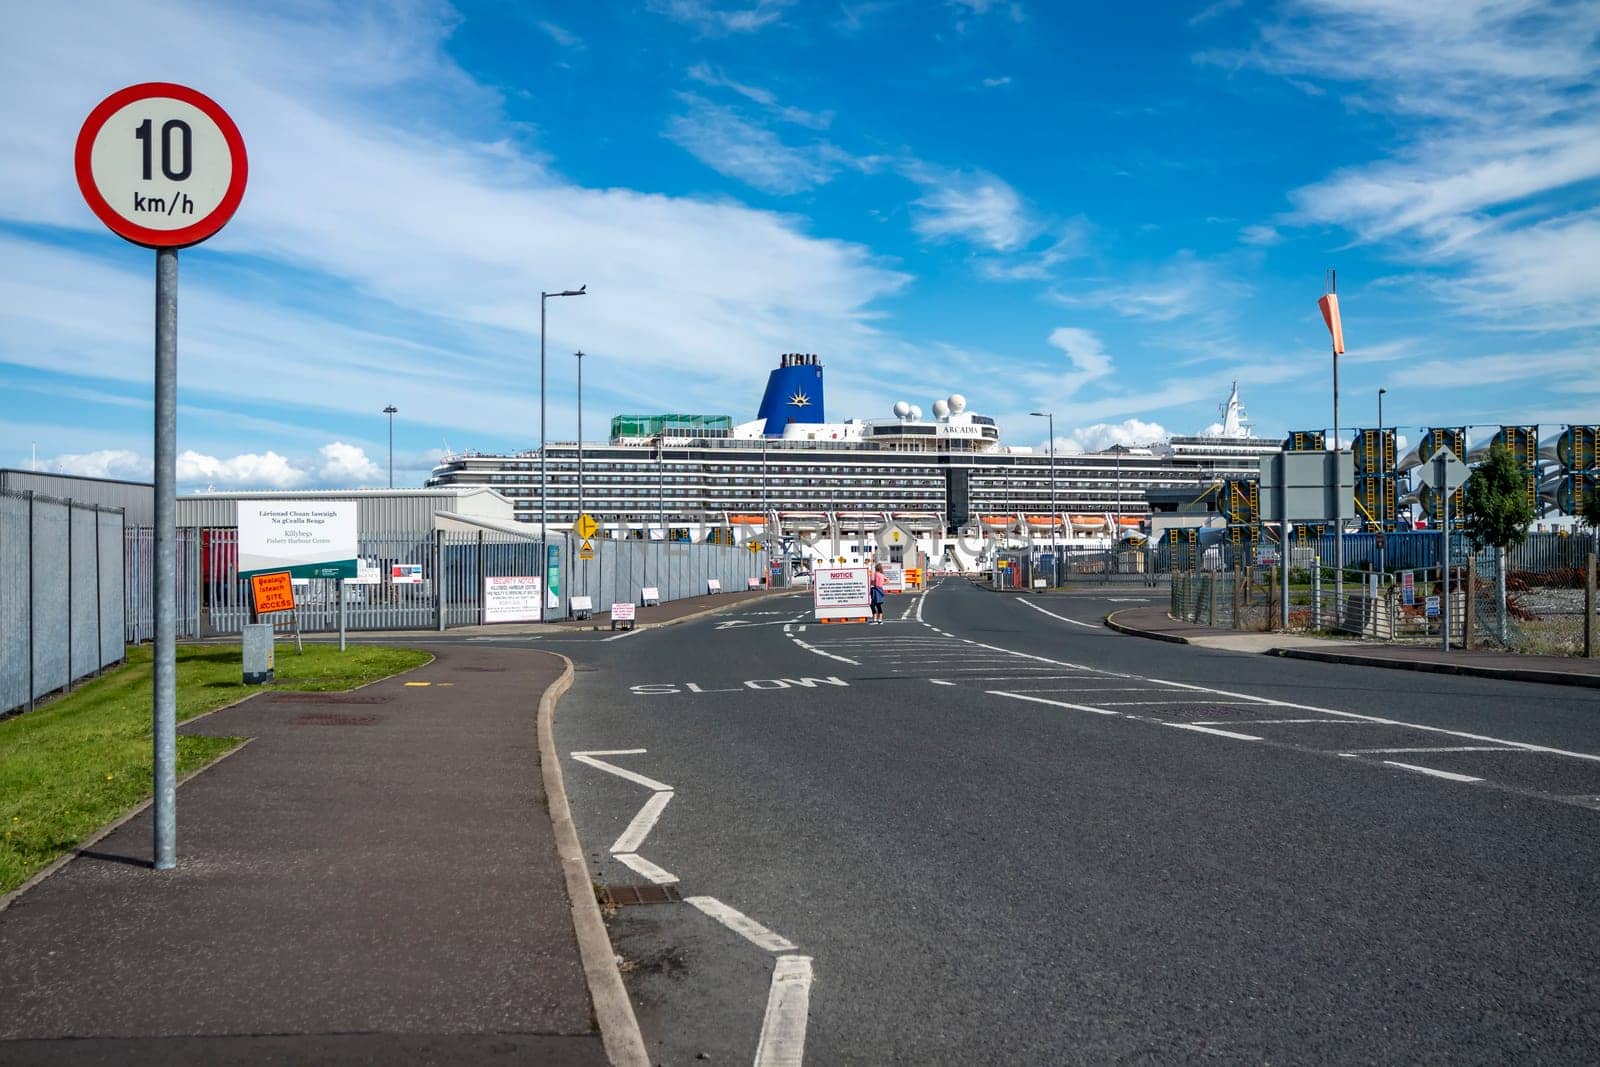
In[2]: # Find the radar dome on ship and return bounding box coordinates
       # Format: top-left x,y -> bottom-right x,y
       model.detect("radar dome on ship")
948,394 -> 967,414
932,399 -> 950,418
909,405 -> 922,421
893,400 -> 911,418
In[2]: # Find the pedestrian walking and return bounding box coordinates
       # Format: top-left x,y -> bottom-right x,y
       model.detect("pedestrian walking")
870,561 -> 887,624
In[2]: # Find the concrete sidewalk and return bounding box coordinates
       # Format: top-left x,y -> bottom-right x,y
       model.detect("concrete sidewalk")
1107,603 -> 1600,689
0,645 -> 610,1064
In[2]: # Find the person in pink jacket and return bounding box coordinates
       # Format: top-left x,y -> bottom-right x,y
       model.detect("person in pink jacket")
870,562 -> 887,624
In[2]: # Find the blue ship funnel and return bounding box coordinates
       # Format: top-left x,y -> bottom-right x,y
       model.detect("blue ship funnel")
757,353 -> 825,436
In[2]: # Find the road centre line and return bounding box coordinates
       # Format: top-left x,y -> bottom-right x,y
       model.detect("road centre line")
789,639 -> 860,666
930,679 -> 955,686
755,956 -> 814,1067
601,629 -> 640,642
987,691 -> 1121,716
684,896 -> 799,952
1015,598 -> 1102,629
1164,722 -> 1264,742
1382,761 -> 1485,783
570,751 -> 674,793
1103,701 -> 1269,707
615,852 -> 679,884
1351,746 -> 1520,755
611,790 -> 674,854
1142,676 -> 1600,764
1191,718 -> 1374,724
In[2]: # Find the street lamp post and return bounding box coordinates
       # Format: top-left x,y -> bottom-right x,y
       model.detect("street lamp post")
575,349 -> 586,519
1030,411 -> 1055,584
539,285 -> 586,622
382,404 -> 397,489
1378,387 -> 1387,576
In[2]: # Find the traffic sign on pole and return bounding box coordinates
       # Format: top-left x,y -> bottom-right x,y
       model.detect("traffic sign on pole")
575,513 -> 599,539
75,82 -> 248,250
76,83 -> 246,873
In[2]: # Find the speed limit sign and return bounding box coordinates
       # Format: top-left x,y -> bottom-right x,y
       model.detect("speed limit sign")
74,82 -> 248,873
74,82 -> 247,249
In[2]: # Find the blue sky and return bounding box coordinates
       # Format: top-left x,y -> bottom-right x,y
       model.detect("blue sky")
3,0 -> 1597,488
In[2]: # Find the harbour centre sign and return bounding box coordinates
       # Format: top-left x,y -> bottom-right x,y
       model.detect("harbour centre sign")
237,501 -> 358,580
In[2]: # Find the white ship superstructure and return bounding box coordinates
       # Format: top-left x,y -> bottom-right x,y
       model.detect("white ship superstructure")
426,355 -> 1274,570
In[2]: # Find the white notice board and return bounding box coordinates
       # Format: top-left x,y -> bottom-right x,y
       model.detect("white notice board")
483,576 -> 542,623
883,564 -> 905,593
237,499 -> 356,577
814,567 -> 870,622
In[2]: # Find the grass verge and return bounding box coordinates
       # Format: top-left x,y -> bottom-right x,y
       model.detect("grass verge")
1,641 -> 430,894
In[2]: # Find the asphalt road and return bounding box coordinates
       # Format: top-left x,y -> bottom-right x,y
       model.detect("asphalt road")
554,579 -> 1600,1064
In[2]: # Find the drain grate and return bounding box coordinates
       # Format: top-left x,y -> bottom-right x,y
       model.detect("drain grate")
292,713 -> 380,726
270,693 -> 389,705
597,884 -> 682,907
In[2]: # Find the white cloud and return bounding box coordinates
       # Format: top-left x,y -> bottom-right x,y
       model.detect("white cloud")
0,2 -> 913,451
538,21 -> 583,49
177,450 -> 305,489
665,96 -> 836,193
907,165 -> 1034,252
1239,223 -> 1281,246
648,0 -> 796,34
1189,0 -> 1242,25
687,63 -> 833,129
976,223 -> 1090,282
43,449 -> 148,480
1229,0 -> 1600,327
1046,327 -> 1114,396
1057,418 -> 1170,453
317,442 -> 384,485
1061,252 -> 1245,323
981,76 -> 1013,88
949,0 -> 1024,23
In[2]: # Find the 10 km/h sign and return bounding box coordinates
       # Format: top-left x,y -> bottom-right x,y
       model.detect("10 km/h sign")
74,82 -> 248,249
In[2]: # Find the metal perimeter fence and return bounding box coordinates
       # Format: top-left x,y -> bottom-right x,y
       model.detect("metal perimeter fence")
1169,532 -> 1596,656
2,489 -> 127,715
188,528 -> 768,636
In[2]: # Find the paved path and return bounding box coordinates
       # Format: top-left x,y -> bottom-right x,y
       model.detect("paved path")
0,644 -> 605,1065
1108,602 -> 1600,687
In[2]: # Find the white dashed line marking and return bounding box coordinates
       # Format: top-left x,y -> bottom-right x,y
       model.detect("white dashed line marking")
610,790 -> 673,854
615,852 -> 679,884
987,691 -> 1120,716
1381,761 -> 1485,783
1016,598 -> 1101,628
685,896 -> 799,952
755,956 -> 814,1067
1164,722 -> 1264,742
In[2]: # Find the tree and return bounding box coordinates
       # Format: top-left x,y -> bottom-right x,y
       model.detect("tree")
1462,442 -> 1536,646
1580,485 -> 1600,534
1462,442 -> 1535,553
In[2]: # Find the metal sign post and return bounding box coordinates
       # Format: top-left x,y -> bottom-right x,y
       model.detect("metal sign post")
1422,448 -> 1467,652
76,83 -> 247,871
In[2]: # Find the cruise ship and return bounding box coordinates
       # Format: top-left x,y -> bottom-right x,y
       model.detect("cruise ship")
426,354 -> 1279,569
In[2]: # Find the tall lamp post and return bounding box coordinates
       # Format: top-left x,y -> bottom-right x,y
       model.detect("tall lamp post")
574,349 -> 586,519
540,285 -> 586,622
1030,411 -> 1055,584
382,404 -> 397,488
1378,387 -> 1387,576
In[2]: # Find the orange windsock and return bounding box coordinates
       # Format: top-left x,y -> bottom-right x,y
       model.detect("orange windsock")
1318,292 -> 1345,354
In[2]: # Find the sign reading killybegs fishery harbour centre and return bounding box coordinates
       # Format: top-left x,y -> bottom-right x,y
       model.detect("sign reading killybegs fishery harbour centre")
814,567 -> 870,623
238,501 -> 357,580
